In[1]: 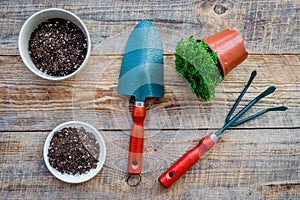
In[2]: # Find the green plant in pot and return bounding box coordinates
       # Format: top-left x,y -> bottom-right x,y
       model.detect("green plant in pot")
175,29 -> 248,101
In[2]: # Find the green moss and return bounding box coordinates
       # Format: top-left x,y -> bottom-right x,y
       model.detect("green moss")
174,36 -> 223,101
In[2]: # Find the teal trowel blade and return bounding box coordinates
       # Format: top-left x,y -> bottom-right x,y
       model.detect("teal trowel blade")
117,20 -> 164,102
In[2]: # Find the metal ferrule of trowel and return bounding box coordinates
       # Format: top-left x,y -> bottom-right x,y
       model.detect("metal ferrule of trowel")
117,20 -> 164,174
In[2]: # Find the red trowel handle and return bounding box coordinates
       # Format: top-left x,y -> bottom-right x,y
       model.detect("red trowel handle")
128,104 -> 146,174
158,134 -> 217,188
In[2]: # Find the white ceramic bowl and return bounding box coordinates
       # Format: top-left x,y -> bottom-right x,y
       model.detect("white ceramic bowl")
18,8 -> 91,80
43,121 -> 106,183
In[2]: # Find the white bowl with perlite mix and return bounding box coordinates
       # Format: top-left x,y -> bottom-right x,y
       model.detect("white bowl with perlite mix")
18,8 -> 91,80
43,121 -> 106,183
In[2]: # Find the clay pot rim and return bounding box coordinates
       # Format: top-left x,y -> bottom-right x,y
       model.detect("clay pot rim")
196,39 -> 224,77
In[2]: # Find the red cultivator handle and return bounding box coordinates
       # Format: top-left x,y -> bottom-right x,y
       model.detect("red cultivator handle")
158,71 -> 288,188
128,103 -> 146,174
158,134 -> 217,188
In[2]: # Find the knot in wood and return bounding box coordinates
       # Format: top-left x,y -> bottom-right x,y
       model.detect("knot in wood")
214,4 -> 228,15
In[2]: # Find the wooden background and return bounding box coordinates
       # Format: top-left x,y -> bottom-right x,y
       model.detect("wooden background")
0,0 -> 299,199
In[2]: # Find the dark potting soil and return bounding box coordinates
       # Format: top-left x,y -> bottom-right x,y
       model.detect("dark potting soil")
48,127 -> 100,175
29,18 -> 88,76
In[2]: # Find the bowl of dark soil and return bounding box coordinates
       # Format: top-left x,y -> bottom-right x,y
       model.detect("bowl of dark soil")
19,8 -> 91,80
43,121 -> 106,183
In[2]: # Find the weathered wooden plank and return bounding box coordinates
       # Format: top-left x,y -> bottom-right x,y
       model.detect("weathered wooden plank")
0,55 -> 298,131
1,1 -> 299,199
1,129 -> 299,199
0,0 -> 299,55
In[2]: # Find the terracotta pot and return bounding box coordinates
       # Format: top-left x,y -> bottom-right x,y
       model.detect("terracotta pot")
202,29 -> 248,76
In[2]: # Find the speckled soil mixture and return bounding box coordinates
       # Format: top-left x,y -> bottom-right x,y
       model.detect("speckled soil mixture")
29,18 -> 87,76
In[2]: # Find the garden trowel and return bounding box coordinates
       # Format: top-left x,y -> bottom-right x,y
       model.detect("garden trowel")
117,20 -> 164,174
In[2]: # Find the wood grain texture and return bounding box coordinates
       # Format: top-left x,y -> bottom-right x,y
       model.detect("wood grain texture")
0,0 -> 299,199
0,0 -> 299,55
0,55 -> 298,131
1,129 -> 299,199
